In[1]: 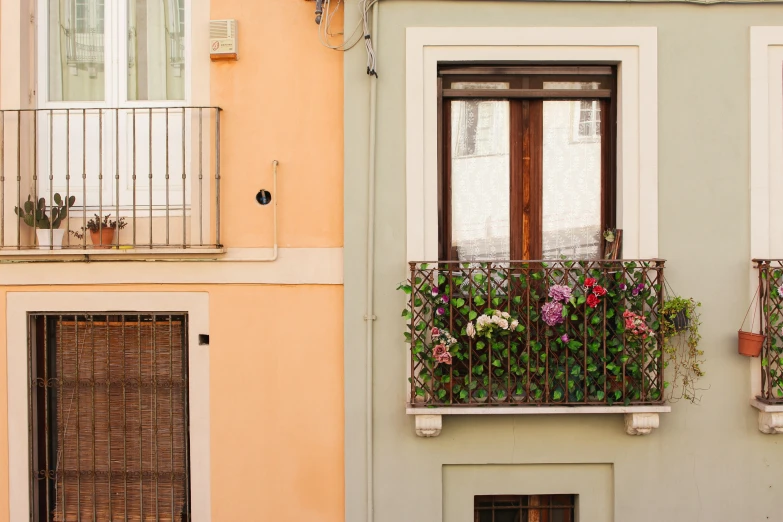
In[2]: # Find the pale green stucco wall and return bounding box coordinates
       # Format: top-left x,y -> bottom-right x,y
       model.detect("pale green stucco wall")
344,2 -> 783,521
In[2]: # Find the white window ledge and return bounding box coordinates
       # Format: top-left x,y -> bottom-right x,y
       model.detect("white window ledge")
751,399 -> 783,434
407,405 -> 671,437
0,247 -> 225,259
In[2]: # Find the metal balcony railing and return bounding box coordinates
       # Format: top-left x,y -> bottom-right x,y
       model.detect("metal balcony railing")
0,107 -> 221,252
753,259 -> 783,404
404,259 -> 666,407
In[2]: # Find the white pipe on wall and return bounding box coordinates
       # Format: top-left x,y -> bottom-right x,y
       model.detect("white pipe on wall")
365,3 -> 379,522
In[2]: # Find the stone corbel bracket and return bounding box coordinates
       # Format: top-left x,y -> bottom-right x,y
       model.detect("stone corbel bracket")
751,399 -> 783,434
408,406 -> 670,437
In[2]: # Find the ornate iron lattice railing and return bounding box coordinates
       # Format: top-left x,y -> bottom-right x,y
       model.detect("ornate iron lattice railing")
28,313 -> 191,522
753,260 -> 783,404
404,259 -> 666,407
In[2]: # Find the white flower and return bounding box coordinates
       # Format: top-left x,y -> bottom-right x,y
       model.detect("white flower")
501,311 -> 510,319
466,322 -> 476,338
510,320 -> 519,330
496,318 -> 509,330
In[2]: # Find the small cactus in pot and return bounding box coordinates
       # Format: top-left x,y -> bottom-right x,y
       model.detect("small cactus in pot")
14,194 -> 76,249
14,193 -> 76,230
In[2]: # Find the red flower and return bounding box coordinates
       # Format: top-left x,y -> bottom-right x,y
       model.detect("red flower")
586,294 -> 600,308
593,285 -> 607,296
584,278 -> 597,288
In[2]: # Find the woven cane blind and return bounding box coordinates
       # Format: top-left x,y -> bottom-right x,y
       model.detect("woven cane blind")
30,314 -> 190,522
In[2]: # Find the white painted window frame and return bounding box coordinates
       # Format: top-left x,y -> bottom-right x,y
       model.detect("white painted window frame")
6,291 -> 211,521
405,26 -> 659,262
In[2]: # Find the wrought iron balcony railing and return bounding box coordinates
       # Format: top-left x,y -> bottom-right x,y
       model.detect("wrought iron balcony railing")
753,259 -> 783,404
0,107 -> 221,253
404,259 -> 666,407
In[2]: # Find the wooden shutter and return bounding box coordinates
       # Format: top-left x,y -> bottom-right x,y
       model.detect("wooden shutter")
31,315 -> 190,522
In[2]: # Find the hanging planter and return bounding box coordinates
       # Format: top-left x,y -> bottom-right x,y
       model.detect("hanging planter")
737,330 -> 764,357
738,286 -> 764,358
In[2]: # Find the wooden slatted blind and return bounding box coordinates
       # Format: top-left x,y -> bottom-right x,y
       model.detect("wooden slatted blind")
30,314 -> 190,522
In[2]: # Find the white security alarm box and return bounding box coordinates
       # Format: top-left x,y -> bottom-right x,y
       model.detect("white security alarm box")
209,19 -> 238,60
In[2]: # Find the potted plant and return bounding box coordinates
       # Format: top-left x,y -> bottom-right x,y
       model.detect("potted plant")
14,194 -> 75,249
70,214 -> 127,249
661,296 -> 696,333
660,295 -> 705,402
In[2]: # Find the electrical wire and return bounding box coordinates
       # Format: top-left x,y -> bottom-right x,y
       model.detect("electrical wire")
318,0 -> 379,76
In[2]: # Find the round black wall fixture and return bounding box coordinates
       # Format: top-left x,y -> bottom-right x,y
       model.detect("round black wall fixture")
256,189 -> 272,205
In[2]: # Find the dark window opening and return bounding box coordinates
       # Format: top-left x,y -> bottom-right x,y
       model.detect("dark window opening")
474,494 -> 576,522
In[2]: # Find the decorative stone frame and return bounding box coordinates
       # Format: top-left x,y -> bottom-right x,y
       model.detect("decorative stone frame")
6,291 -> 212,521
404,26 -> 666,436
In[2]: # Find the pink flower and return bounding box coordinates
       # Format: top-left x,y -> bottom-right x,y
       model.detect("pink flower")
436,352 -> 453,365
541,301 -> 564,326
431,327 -> 440,336
432,344 -> 447,358
548,284 -> 572,303
561,334 -> 569,343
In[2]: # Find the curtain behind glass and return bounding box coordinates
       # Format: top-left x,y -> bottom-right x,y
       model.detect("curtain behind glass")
127,0 -> 185,101
48,0 -> 105,102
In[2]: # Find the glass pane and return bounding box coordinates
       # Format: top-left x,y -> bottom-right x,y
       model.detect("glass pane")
128,0 -> 185,101
451,82 -> 510,90
542,100 -> 602,258
543,81 -> 601,90
48,0 -> 106,101
450,99 -> 510,260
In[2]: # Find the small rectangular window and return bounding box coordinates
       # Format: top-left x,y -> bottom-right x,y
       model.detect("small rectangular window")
474,494 -> 576,522
29,313 -> 191,521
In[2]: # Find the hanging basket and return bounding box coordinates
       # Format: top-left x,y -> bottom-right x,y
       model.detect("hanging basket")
739,285 -> 764,357
737,330 -> 764,357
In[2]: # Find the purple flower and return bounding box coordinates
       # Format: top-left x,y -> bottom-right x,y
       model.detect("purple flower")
632,288 -> 640,296
431,288 -> 439,297
619,283 -> 627,291
436,307 -> 445,316
541,301 -> 564,327
548,284 -> 572,303
632,283 -> 644,297
441,295 -> 450,303
561,334 -> 569,343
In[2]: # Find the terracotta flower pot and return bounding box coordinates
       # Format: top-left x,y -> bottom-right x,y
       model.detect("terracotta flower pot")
89,228 -> 115,249
738,330 -> 764,357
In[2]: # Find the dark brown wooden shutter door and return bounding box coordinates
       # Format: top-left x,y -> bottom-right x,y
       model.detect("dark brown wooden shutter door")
50,317 -> 188,522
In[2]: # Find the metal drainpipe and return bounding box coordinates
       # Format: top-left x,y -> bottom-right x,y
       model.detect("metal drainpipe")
365,2 -> 379,522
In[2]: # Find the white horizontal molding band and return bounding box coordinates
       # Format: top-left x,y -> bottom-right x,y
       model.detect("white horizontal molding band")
0,247 -> 344,285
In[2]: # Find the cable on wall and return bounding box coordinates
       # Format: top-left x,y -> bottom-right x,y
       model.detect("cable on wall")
317,0 -> 379,76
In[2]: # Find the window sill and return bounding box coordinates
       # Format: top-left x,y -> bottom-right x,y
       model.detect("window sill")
750,399 -> 783,434
0,247 -> 225,261
406,405 -> 671,437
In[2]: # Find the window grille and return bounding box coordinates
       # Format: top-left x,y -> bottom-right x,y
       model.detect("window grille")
29,313 -> 191,521
474,495 -> 575,522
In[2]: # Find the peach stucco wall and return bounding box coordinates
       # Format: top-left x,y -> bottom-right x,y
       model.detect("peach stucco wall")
211,0 -> 344,248
0,284 -> 345,521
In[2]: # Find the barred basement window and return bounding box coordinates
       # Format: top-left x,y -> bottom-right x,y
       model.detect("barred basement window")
29,313 -> 191,522
474,494 -> 576,522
